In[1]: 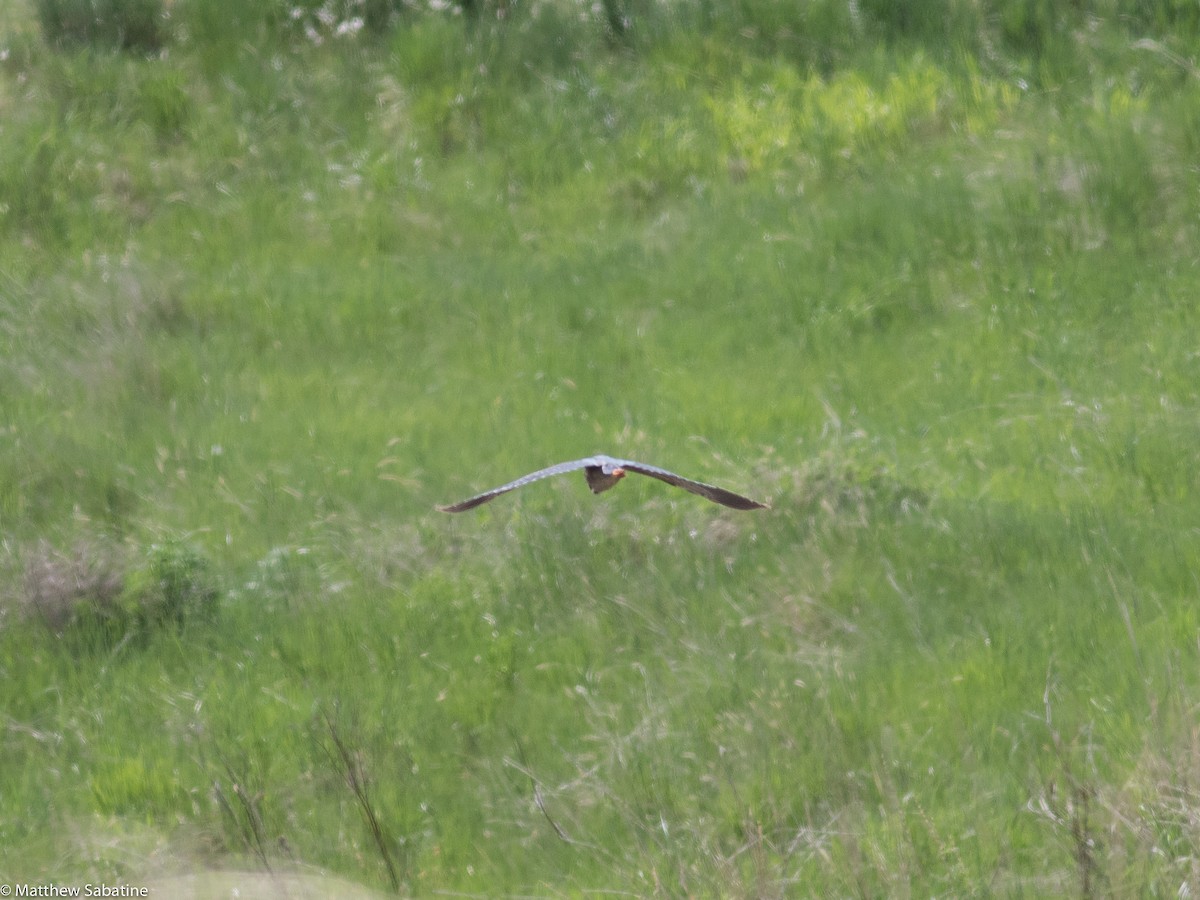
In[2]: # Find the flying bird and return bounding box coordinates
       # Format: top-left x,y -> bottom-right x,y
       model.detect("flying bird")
437,454 -> 767,513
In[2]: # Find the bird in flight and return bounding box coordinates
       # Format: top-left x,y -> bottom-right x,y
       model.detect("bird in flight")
437,454 -> 767,513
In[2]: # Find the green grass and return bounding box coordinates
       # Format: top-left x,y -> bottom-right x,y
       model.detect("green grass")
3,0 -> 1200,894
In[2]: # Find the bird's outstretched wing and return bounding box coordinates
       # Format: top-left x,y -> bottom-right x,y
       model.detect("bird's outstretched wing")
436,457 -> 599,513
437,453 -> 767,512
611,458 -> 768,510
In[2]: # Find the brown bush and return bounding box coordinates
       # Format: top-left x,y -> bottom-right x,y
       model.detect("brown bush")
21,539 -> 126,634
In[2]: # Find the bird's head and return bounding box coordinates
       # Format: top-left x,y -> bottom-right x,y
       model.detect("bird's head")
599,459 -> 626,478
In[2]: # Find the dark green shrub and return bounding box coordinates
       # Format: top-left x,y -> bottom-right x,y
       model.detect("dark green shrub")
37,0 -> 167,52
129,538 -> 220,631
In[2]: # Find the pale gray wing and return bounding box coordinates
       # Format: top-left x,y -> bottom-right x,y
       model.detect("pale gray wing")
613,458 -> 768,510
437,458 -> 598,513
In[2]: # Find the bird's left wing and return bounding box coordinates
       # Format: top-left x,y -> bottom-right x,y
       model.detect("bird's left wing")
436,458 -> 598,512
615,459 -> 768,510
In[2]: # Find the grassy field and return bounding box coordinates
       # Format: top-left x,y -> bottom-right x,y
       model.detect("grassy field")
3,0 -> 1200,895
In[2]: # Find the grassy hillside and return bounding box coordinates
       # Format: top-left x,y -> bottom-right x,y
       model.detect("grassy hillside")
3,0 -> 1200,894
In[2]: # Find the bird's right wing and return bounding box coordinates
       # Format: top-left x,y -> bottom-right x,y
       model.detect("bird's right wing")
436,458 -> 598,512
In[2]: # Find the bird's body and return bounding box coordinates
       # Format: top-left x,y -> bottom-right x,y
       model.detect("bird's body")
437,454 -> 766,513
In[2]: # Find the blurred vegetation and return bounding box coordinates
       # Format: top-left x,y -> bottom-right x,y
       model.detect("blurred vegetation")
35,0 -> 165,51
3,0 -> 1200,894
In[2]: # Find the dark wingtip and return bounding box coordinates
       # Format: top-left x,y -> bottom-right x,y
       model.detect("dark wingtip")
739,498 -> 770,511
437,493 -> 496,513
710,489 -> 769,511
